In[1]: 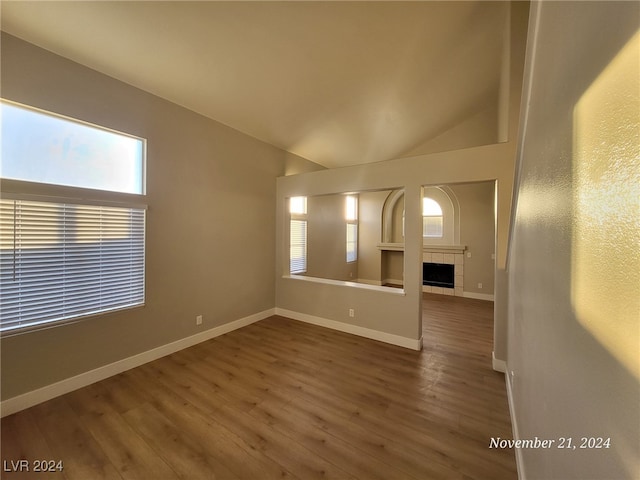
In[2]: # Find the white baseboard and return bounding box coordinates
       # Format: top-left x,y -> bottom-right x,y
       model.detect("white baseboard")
505,368 -> 526,480
0,308 -> 275,418
275,307 -> 422,351
463,291 -> 495,302
492,351 -> 507,372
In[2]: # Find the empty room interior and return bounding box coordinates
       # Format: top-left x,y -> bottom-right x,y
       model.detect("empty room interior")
0,1 -> 638,479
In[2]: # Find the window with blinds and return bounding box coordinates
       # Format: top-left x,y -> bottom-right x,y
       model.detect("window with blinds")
289,197 -> 307,274
0,99 -> 147,335
0,199 -> 145,333
290,219 -> 307,274
346,223 -> 358,263
345,195 -> 358,263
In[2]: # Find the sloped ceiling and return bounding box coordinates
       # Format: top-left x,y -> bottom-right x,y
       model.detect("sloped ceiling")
1,1 -> 509,168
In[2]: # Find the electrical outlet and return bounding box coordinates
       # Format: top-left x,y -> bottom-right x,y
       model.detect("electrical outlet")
491,253 -> 496,260
467,251 -> 472,258
478,283 -> 483,289
196,315 -> 203,326
349,309 -> 355,318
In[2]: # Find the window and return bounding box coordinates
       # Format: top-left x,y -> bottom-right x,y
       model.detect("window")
346,195 -> 358,262
1,101 -> 144,194
346,224 -> 358,262
345,195 -> 357,222
289,197 -> 307,274
0,100 -> 146,334
423,197 -> 443,238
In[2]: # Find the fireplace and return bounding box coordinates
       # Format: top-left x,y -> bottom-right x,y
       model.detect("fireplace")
423,262 -> 455,289
421,247 -> 465,296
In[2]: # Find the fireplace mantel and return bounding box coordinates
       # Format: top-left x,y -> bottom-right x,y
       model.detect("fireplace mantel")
422,245 -> 466,254
377,242 -> 404,251
377,243 -> 466,255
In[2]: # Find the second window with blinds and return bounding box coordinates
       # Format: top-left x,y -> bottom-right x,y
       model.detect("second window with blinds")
346,195 -> 358,263
289,196 -> 307,274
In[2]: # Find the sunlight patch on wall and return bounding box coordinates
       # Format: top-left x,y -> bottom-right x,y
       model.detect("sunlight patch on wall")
572,31 -> 640,380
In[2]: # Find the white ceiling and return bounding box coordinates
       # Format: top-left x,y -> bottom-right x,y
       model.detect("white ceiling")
1,1 -> 509,169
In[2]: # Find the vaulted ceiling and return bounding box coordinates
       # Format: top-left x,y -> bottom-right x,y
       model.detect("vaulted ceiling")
1,1 -> 510,168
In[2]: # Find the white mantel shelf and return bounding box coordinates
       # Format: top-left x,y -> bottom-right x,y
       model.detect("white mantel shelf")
377,243 -> 405,251
377,243 -> 467,254
423,244 -> 467,254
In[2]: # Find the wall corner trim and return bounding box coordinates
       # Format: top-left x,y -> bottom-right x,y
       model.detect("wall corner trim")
0,308 -> 275,418
505,368 -> 526,480
492,351 -> 507,372
275,307 -> 422,351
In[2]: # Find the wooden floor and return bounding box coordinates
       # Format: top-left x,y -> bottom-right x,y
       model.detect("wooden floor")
1,294 -> 516,479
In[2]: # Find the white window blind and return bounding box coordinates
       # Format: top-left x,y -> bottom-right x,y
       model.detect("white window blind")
290,219 -> 307,274
346,223 -> 358,263
345,195 -> 358,262
0,198 -> 146,333
423,216 -> 443,237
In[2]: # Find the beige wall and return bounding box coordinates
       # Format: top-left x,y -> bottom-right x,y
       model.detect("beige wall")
402,97 -> 499,158
357,190 -> 389,284
508,1 -> 639,478
305,194 -> 357,281
450,182 -> 495,295
382,251 -> 404,286
390,195 -> 405,243
0,34 -> 322,400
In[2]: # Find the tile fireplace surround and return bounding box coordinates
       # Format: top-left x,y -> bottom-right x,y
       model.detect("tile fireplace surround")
422,245 -> 465,296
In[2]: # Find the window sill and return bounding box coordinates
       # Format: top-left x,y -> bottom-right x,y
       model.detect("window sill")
282,274 -> 406,295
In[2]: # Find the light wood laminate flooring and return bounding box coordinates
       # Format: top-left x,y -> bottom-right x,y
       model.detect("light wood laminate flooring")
1,293 -> 516,479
